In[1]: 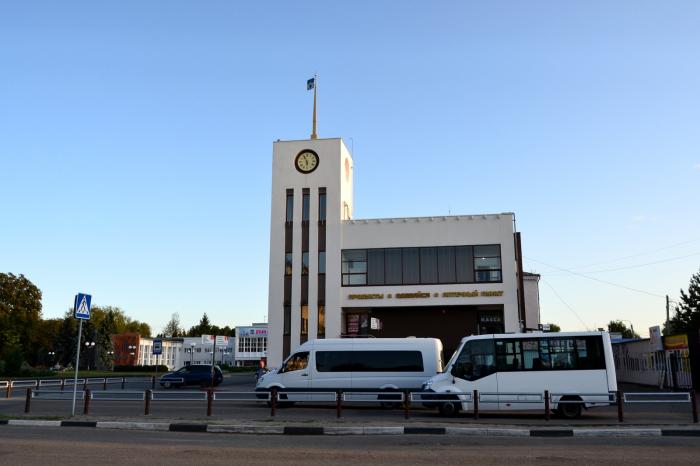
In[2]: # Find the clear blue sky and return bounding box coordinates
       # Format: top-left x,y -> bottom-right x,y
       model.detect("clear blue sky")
2,1 -> 699,336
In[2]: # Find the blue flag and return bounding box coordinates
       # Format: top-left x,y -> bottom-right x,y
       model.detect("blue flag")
307,77 -> 315,90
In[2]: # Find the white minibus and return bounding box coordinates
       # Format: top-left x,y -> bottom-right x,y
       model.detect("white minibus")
256,338 -> 443,398
422,331 -> 617,418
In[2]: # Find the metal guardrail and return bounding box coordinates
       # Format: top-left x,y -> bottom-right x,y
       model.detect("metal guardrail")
91,391 -> 145,401
150,390 -> 208,401
623,392 -> 692,403
15,386 -> 699,424
214,391 -> 271,401
32,390 -> 85,400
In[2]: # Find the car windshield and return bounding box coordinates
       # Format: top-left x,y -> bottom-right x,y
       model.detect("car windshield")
442,344 -> 463,373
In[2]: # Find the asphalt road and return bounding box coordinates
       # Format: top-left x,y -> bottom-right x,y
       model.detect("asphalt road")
1,374 -> 697,425
1,426 -> 700,465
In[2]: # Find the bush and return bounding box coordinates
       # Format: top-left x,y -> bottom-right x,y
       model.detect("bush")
113,365 -> 168,373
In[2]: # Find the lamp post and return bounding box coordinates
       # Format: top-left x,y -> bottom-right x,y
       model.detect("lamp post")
48,351 -> 56,369
128,344 -> 137,366
84,341 -> 96,371
189,342 -> 195,365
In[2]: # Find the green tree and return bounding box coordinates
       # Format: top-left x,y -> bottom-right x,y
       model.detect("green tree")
97,309 -> 117,369
548,323 -> 561,332
608,320 -> 640,339
670,267 -> 700,335
0,273 -> 43,371
187,313 -> 213,336
161,313 -> 183,338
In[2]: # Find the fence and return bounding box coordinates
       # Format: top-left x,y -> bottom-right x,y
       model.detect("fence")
3,376 -> 158,398
18,388 -> 698,423
615,351 -> 693,389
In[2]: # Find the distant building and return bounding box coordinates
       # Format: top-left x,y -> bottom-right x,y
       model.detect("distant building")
111,333 -> 236,369
234,323 -> 268,367
181,336 -> 235,367
111,333 -> 183,370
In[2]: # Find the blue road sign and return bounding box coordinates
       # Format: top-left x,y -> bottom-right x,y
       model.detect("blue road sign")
74,293 -> 92,320
153,339 -> 163,355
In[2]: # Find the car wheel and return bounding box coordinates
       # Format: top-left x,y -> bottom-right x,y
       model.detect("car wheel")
558,402 -> 582,419
438,402 -> 460,417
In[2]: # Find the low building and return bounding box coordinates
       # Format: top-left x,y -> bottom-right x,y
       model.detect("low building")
181,336 -> 235,367
234,323 -> 268,367
111,333 -> 184,370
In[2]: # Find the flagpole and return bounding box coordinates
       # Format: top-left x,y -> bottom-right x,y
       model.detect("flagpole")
311,74 -> 318,140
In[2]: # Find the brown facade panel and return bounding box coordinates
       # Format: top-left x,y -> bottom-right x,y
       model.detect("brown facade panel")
283,276 -> 292,304
285,224 -> 293,252
317,274 -> 325,303
317,223 -> 326,251
300,276 -> 308,304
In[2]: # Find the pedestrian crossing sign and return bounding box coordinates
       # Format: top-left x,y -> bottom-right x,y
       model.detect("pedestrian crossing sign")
74,293 -> 92,320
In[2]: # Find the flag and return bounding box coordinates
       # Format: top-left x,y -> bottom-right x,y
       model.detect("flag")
307,77 -> 315,90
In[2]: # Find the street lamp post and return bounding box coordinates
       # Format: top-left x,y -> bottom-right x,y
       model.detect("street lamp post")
190,343 -> 195,365
84,341 -> 96,371
128,345 -> 137,366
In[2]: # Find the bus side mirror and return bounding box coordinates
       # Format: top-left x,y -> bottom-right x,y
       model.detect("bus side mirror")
450,364 -> 464,379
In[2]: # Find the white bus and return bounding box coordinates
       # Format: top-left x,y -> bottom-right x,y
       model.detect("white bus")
256,338 -> 443,395
422,331 -> 617,418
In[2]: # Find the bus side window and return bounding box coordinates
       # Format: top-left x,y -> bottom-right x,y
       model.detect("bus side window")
453,340 -> 495,380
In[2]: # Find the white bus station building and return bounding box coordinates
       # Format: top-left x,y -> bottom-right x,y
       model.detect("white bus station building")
266,135 -> 540,367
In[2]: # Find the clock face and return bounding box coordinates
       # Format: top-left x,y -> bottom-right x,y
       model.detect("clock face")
295,150 -> 319,174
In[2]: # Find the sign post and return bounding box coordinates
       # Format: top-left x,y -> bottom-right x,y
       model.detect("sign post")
72,293 -> 91,416
153,338 -> 162,383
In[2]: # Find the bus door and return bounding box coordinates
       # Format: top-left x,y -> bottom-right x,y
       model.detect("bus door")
451,339 -> 498,410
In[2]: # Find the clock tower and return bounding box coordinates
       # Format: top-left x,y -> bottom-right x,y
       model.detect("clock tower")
267,137 -> 354,366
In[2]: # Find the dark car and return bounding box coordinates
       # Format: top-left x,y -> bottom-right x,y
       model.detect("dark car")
160,364 -> 224,388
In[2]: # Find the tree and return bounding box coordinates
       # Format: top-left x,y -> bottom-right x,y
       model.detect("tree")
0,273 -> 43,371
161,313 -> 183,338
670,267 -> 700,335
187,313 -> 213,336
608,320 -> 640,339
96,310 -> 117,369
548,323 -> 561,333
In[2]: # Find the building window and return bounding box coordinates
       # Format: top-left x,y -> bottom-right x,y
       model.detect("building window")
318,188 -> 326,222
302,252 -> 309,275
302,189 -> 310,222
285,253 -> 293,275
474,245 -> 502,282
285,189 -> 294,222
341,244 -> 502,286
301,305 -> 309,335
318,251 -> 326,274
283,305 -> 291,336
317,305 -> 325,337
342,249 -> 367,285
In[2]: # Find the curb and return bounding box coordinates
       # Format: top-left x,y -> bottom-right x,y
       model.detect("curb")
2,420 -> 699,437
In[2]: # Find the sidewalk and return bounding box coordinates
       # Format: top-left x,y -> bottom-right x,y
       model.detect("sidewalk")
2,414 -> 700,438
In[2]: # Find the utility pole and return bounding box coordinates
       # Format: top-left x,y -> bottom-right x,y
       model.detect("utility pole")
665,295 -> 670,335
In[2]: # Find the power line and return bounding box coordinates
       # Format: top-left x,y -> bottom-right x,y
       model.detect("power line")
526,256 -> 668,299
540,279 -> 591,330
550,237 -> 700,272
545,251 -> 700,276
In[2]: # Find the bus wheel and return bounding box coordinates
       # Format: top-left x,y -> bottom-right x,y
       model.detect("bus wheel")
438,402 -> 460,417
557,402 -> 582,419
